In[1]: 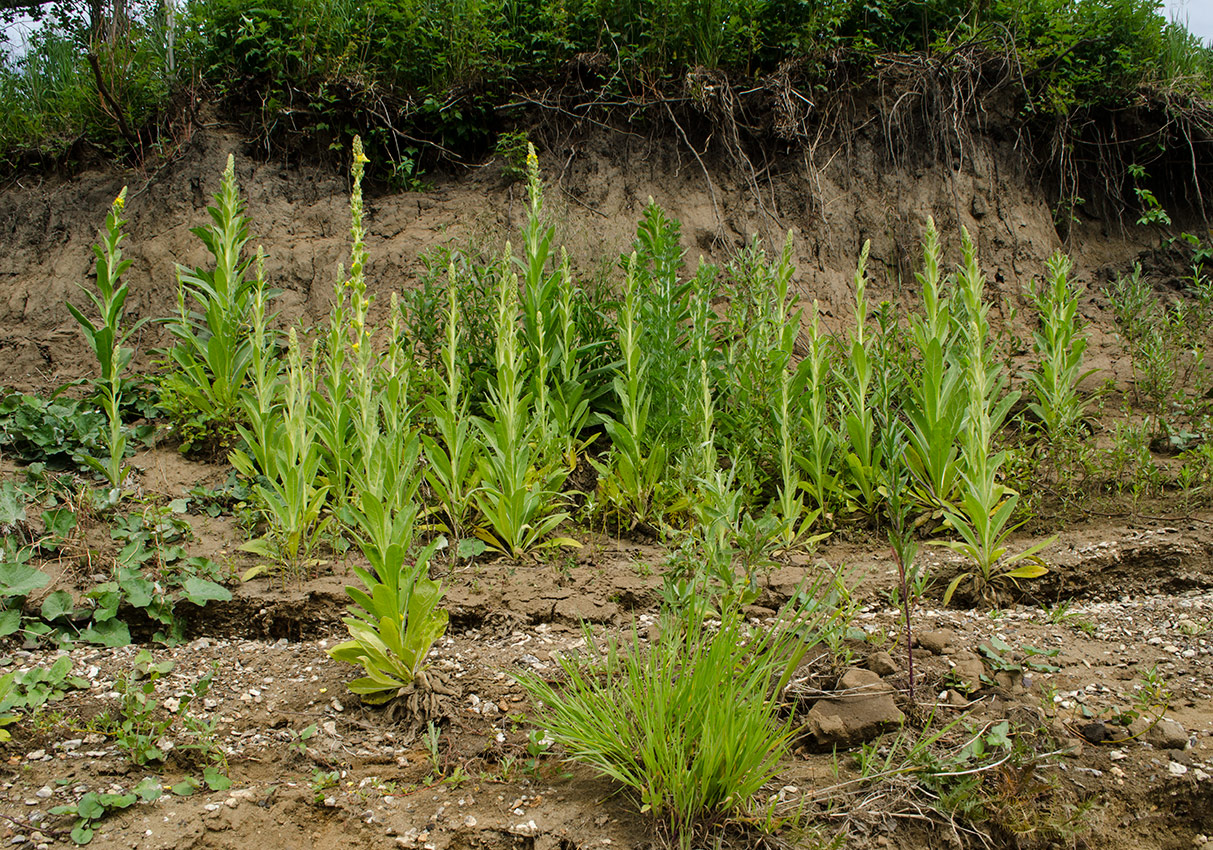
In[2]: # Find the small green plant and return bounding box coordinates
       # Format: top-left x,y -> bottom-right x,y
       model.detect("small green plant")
67,187 -> 146,491
516,588 -> 828,846
161,154 -> 272,454
50,790 -> 137,845
327,537 -> 449,704
98,650 -> 224,770
0,656 -> 89,728
939,231 -> 1054,605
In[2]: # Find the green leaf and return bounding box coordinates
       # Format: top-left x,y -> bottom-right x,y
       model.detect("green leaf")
0,609 -> 21,637
80,618 -> 131,647
133,778 -> 162,802
75,792 -> 104,820
456,538 -> 486,559
42,507 -> 77,540
0,563 -> 50,597
70,825 -> 94,845
171,778 -> 199,796
0,484 -> 27,525
203,765 -> 231,791
1002,563 -> 1048,580
181,577 -> 231,605
41,590 -> 75,622
118,576 -> 154,609
240,565 -> 269,582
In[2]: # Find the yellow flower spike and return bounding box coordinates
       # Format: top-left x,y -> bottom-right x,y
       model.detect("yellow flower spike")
352,135 -> 368,165
112,187 -> 127,213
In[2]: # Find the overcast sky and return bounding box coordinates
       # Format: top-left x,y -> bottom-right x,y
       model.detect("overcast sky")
1167,0 -> 1213,44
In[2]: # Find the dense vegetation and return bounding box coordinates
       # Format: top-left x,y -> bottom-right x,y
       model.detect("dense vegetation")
1,0 -> 1211,190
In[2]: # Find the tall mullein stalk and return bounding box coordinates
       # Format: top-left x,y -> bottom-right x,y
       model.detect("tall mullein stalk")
1026,251 -> 1093,439
344,138 -> 379,484
234,328 -> 332,580
915,217 -> 952,351
318,263 -> 353,508
68,188 -> 144,491
517,143 -> 562,466
237,248 -> 281,477
838,241 -> 882,521
768,233 -> 807,544
688,272 -> 717,483
474,245 -> 574,556
904,218 -> 965,515
795,301 -> 837,528
379,292 -> 414,440
940,230 -> 1053,604
597,254 -> 667,530
422,265 -> 481,541
549,251 -> 593,466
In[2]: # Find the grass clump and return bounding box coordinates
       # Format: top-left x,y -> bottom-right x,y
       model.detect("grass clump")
518,589 -> 828,845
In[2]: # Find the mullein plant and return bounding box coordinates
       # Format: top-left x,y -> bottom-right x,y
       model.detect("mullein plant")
838,241 -> 884,522
233,248 -> 281,481
473,244 -> 577,557
162,155 -> 262,451
940,230 -> 1054,604
1025,251 -> 1094,439
904,218 -> 965,517
232,328 -> 332,580
765,232 -> 820,547
595,254 -> 670,533
422,264 -> 482,543
794,300 -> 838,528
68,188 -> 146,492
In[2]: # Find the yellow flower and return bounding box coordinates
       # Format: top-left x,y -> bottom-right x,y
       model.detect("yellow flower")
113,187 -> 127,213
354,150 -> 369,165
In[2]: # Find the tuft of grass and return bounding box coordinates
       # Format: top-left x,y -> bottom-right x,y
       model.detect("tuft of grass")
517,592 -> 825,845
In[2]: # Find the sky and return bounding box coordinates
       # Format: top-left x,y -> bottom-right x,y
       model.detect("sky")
1167,0 -> 1213,45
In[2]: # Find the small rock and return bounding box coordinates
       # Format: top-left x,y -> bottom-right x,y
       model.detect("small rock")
917,630 -> 956,655
804,668 -> 905,748
948,651 -> 985,693
1169,761 -> 1189,777
59,740 -> 82,751
1171,749 -> 1195,766
866,651 -> 898,677
25,750 -> 45,761
34,787 -> 52,799
1131,718 -> 1189,749
509,820 -> 539,837
464,816 -> 477,827
224,797 -> 240,809
1079,722 -> 1111,744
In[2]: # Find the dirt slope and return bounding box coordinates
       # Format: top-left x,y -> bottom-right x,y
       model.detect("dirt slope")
0,113 -> 1150,393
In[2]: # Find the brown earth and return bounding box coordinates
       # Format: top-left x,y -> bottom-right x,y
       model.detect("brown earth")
0,113 -> 1211,850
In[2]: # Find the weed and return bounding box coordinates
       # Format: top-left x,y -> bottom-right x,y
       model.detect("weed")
161,155 -> 271,455
516,587 -> 829,846
67,187 -> 146,492
327,537 -> 449,704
